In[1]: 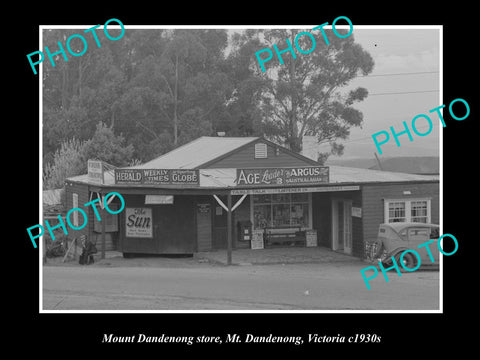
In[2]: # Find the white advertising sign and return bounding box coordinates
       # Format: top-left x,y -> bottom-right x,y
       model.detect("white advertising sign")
87,159 -> 104,184
125,208 -> 153,238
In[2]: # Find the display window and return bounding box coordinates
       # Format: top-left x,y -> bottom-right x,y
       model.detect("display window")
252,193 -> 311,229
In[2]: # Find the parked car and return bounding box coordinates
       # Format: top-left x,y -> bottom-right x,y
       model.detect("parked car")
366,222 -> 440,270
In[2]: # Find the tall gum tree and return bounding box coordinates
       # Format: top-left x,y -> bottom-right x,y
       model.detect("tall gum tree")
237,28 -> 374,161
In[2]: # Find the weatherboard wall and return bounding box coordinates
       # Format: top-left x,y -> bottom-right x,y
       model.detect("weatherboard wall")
64,181 -> 121,251
119,194 -> 196,254
64,181 -> 91,243
361,182 -> 440,257
351,191 -> 363,258
203,140 -> 318,169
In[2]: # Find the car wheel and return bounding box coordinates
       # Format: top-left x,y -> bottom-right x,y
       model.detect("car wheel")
395,252 -> 416,271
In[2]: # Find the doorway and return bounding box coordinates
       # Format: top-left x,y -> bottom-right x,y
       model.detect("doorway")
331,199 -> 353,255
196,203 -> 212,252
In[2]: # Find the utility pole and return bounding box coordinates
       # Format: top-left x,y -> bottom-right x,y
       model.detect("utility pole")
374,152 -> 384,171
227,193 -> 232,265
101,205 -> 106,260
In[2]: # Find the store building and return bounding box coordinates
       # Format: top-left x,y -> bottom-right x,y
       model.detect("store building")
64,136 -> 439,259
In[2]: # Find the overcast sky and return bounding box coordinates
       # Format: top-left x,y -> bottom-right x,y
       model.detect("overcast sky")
320,27 -> 441,160
226,26 -> 441,160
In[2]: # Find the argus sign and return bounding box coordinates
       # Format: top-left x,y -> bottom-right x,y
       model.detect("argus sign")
236,166 -> 329,187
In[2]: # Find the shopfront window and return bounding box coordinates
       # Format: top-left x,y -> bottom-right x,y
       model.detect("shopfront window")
253,193 -> 310,229
272,203 -> 290,227
253,204 -> 271,229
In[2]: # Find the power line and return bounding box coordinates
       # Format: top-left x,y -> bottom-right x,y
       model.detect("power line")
302,123 -> 439,147
369,90 -> 439,96
360,71 -> 439,78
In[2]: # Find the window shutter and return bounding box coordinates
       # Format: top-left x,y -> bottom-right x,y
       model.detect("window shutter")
254,143 -> 267,158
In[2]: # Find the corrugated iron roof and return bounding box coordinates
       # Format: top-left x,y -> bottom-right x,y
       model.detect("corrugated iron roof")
328,165 -> 439,183
65,136 -> 438,187
66,165 -> 438,187
131,136 -> 259,169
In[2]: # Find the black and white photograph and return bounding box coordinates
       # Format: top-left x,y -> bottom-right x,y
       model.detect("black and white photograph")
16,5 -> 476,353
39,24 -> 442,312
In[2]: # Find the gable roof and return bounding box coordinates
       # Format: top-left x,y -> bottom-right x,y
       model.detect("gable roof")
65,136 -> 438,187
131,136 -> 260,169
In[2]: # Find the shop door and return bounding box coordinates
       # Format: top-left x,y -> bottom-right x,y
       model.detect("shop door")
152,197 -> 196,254
197,203 -> 212,252
332,199 -> 352,255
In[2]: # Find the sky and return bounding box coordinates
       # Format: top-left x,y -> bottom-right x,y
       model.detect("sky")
316,27 -> 441,160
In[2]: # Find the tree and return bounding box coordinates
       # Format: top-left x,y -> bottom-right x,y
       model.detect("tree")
82,122 -> 134,166
111,29 -> 232,160
42,28 -> 127,164
42,28 -> 372,167
43,122 -> 135,189
157,29 -> 232,145
223,31 -> 267,136
230,28 -> 374,161
43,138 -> 86,190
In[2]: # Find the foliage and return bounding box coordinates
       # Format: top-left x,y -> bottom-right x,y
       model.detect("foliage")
43,123 -> 135,189
43,138 -> 86,190
42,27 -> 374,167
82,122 -> 134,166
229,28 -> 374,161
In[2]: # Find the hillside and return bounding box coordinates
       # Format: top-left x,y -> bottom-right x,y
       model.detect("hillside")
326,156 -> 439,175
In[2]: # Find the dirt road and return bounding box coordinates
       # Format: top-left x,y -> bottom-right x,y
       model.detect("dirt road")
42,261 -> 440,311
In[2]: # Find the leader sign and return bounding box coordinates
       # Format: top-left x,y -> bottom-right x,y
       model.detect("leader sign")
236,166 -> 329,187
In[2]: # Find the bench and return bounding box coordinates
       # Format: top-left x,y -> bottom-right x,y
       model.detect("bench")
263,227 -> 306,247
